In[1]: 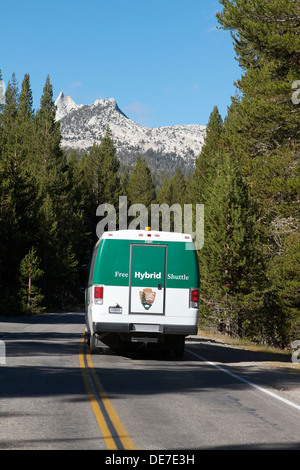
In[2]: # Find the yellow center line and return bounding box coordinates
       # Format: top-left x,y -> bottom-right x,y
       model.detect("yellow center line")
79,335 -> 137,450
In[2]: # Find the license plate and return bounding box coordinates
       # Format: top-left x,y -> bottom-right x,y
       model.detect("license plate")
132,324 -> 160,332
109,306 -> 122,313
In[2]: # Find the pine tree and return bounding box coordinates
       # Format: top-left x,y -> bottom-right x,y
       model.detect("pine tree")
217,0 -> 300,73
1,72 -> 18,133
199,156 -> 261,336
156,177 -> 173,206
0,74 -> 19,307
65,150 -> 91,268
155,168 -> 187,232
127,156 -> 156,208
215,0 -> 300,344
19,248 -> 44,314
170,167 -> 186,205
15,74 -> 40,246
0,72 -> 84,313
267,231 -> 300,343
192,106 -> 224,205
119,170 -> 129,195
33,76 -> 72,308
18,74 -> 34,121
80,127 -> 121,247
97,126 -> 120,205
81,127 -> 119,205
217,0 -> 299,197
157,168 -> 186,206
0,73 -> 40,311
126,156 -> 156,229
34,75 -> 66,199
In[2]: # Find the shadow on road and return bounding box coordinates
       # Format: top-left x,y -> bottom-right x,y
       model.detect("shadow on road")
0,312 -> 299,450
0,311 -> 298,403
185,336 -> 292,364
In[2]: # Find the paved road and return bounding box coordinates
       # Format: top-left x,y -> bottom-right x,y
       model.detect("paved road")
0,312 -> 299,450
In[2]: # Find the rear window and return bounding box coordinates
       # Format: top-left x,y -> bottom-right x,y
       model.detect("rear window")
93,239 -> 131,286
165,242 -> 199,288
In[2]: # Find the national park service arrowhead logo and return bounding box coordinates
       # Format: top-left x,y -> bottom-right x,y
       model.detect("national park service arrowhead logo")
139,288 -> 156,310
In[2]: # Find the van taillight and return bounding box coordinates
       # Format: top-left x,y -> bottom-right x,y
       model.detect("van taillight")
94,286 -> 103,304
190,289 -> 199,308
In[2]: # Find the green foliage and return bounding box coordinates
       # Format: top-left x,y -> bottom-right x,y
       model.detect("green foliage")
0,74 -> 81,313
19,248 -> 44,314
194,0 -> 300,346
216,0 -> 300,72
0,0 -> 298,348
192,106 -> 224,204
198,156 -> 262,336
79,126 -> 121,249
157,167 -> 186,206
267,231 -> 300,339
127,156 -> 156,208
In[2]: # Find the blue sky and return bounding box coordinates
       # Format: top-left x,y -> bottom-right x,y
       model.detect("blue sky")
1,0 -> 241,128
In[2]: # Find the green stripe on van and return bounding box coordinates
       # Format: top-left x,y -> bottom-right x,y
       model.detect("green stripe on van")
166,241 -> 199,288
92,238 -> 199,288
131,244 -> 166,288
93,239 -> 130,286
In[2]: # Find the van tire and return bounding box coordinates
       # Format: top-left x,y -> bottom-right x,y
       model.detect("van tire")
89,333 -> 98,354
166,335 -> 185,359
173,336 -> 185,359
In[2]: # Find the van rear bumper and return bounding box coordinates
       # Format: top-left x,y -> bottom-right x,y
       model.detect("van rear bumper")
93,322 -> 197,336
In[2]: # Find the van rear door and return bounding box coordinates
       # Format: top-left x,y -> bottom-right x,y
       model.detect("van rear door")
129,244 -> 166,314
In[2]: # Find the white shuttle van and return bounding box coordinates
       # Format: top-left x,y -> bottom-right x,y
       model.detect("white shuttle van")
85,229 -> 199,357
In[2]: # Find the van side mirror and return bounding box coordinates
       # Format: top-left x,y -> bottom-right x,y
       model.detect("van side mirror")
79,264 -> 88,292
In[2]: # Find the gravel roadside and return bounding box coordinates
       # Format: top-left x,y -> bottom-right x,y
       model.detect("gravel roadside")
186,333 -> 300,408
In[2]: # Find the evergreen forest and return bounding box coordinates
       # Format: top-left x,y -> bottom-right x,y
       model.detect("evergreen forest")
0,0 -> 299,348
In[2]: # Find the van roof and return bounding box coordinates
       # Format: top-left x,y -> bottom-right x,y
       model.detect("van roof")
98,229 -> 193,243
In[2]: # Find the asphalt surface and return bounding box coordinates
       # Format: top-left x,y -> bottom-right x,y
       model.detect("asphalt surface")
0,311 -> 299,450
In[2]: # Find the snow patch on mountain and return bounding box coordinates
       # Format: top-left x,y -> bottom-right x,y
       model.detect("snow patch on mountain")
55,91 -> 83,121
55,93 -> 206,164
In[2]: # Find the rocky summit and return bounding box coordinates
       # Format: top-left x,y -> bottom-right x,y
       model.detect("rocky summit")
55,92 -> 206,173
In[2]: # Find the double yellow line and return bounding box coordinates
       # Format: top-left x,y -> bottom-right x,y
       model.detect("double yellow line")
79,334 -> 137,450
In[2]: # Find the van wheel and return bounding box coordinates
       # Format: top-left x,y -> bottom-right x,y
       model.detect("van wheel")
172,336 -> 185,359
89,333 -> 98,354
166,335 -> 185,359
